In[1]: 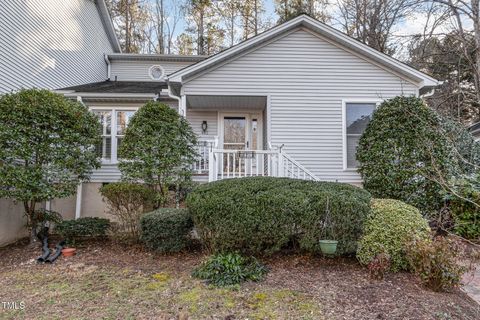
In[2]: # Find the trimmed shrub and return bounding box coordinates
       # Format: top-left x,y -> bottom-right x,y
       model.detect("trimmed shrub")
406,236 -> 469,292
140,208 -> 193,253
100,182 -> 156,241
357,199 -> 431,271
192,253 -> 268,287
356,96 -> 454,213
118,101 -> 197,207
55,217 -> 110,245
186,177 -> 371,255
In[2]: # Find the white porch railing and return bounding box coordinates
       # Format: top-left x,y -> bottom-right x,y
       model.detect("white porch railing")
194,139 -> 319,182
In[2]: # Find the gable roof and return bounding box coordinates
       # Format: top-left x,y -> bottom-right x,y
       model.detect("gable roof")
96,0 -> 121,53
168,15 -> 438,88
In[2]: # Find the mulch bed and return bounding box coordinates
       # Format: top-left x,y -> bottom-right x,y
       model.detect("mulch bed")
0,239 -> 479,320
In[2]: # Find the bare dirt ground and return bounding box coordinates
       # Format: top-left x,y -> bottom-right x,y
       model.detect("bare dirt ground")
0,239 -> 479,320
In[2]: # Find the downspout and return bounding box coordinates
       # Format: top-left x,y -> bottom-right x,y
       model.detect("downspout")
104,54 -> 111,81
166,78 -> 185,116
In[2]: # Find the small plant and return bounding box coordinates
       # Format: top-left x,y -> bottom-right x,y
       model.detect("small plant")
368,253 -> 391,280
140,208 -> 193,253
357,199 -> 431,271
405,236 -> 470,292
192,253 -> 268,287
100,182 -> 156,241
55,217 -> 110,246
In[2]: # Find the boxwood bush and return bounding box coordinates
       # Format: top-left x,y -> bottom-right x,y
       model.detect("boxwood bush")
186,177 -> 371,255
357,199 -> 431,271
140,208 -> 193,253
55,217 -> 110,245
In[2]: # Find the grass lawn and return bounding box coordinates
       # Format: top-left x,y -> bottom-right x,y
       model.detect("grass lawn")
0,240 -> 479,320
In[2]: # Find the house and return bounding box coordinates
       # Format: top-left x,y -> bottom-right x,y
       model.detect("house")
53,14 -> 439,219
0,0 -> 120,246
0,0 -> 120,93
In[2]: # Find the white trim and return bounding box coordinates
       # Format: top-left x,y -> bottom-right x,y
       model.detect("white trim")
342,99 -> 381,171
62,92 -> 157,99
168,15 -> 439,87
75,183 -> 83,220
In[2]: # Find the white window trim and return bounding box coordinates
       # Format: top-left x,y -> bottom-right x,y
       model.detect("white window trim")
90,107 -> 138,164
342,99 -> 382,171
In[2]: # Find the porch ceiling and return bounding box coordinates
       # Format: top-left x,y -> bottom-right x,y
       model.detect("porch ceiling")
186,95 -> 267,110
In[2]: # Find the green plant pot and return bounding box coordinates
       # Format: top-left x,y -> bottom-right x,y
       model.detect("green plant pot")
319,240 -> 338,255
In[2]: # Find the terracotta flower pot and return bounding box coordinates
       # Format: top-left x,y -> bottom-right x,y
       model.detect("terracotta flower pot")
61,248 -> 77,257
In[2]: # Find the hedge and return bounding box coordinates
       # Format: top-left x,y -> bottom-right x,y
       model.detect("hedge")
140,208 -> 193,253
186,177 -> 371,255
55,217 -> 110,245
357,199 -> 431,271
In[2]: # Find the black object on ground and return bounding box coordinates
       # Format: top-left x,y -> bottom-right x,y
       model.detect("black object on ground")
45,240 -> 66,263
37,237 -> 50,262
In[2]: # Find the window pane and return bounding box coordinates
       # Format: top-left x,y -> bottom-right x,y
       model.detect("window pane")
93,110 -> 111,135
347,135 -> 360,168
96,137 -> 111,160
346,103 -> 375,134
224,117 -> 246,145
116,111 -> 135,135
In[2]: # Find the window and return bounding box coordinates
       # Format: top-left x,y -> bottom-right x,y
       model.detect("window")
344,102 -> 376,169
92,109 -> 136,162
116,111 -> 135,151
94,110 -> 112,160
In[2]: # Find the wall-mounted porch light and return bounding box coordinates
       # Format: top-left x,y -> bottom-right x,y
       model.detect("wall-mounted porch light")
201,121 -> 208,134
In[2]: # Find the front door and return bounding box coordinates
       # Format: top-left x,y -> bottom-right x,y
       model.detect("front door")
221,113 -> 262,151
220,113 -> 262,175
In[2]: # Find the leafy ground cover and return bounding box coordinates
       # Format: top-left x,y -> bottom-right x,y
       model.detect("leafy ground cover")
0,239 -> 479,320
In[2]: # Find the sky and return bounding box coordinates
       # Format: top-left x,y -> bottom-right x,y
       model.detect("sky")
140,0 -> 470,59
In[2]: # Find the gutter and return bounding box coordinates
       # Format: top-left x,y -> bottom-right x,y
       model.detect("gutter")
104,54 -> 111,80
166,78 -> 185,116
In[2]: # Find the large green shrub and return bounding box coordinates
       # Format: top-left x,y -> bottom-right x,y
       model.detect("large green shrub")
192,253 -> 267,287
356,96 -> 454,213
118,101 -> 197,207
186,177 -> 371,255
448,177 -> 480,239
0,89 -> 101,243
55,217 -> 110,245
100,182 -> 156,241
140,208 -> 193,253
357,199 -> 431,271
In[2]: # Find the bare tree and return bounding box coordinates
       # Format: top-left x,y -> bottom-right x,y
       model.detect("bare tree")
337,0 -> 419,54
432,0 -> 480,121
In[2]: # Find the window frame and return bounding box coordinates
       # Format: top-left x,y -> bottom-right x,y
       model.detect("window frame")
342,99 -> 382,171
90,106 -> 138,164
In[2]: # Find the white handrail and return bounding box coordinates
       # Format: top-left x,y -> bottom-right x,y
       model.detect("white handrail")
206,145 -> 319,182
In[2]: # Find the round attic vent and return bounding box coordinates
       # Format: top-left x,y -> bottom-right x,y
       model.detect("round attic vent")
149,65 -> 165,80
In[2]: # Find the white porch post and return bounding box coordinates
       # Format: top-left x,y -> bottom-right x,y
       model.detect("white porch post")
75,183 -> 82,220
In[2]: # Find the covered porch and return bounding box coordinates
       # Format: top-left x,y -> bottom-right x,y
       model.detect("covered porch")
186,94 -> 318,182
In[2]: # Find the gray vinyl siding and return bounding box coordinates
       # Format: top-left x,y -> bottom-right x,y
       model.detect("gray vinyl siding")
0,0 -> 114,93
183,28 -> 419,184
186,109 -> 218,138
110,60 -> 194,81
